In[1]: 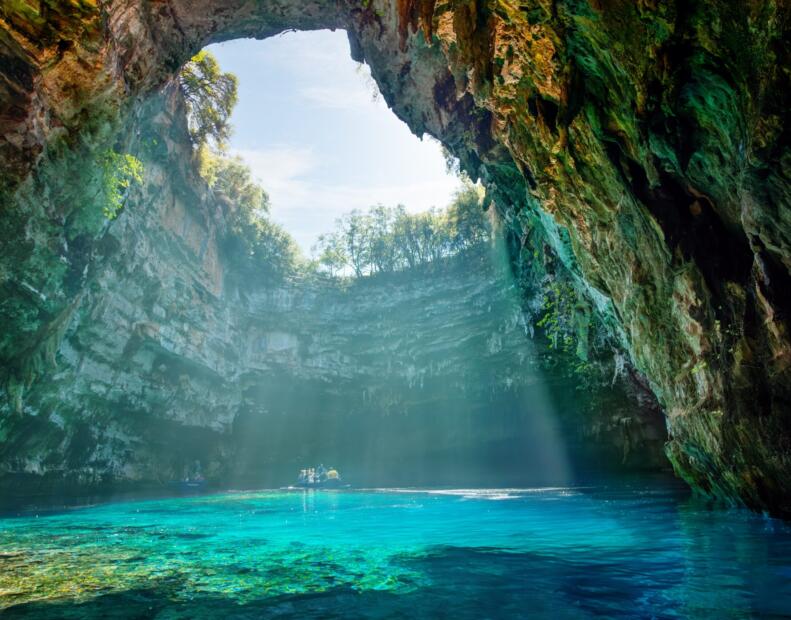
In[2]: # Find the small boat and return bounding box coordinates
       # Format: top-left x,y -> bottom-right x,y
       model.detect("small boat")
179,479 -> 207,490
296,466 -> 349,489
173,460 -> 207,492
170,477 -> 207,492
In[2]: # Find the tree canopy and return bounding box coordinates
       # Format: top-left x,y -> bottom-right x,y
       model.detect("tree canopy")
180,50 -> 490,284
179,50 -> 238,150
311,183 -> 490,278
180,52 -> 300,281
201,149 -> 301,281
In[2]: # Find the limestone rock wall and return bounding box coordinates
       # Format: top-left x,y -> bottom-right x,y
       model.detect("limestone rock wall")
0,88 -> 665,495
0,1 -> 788,513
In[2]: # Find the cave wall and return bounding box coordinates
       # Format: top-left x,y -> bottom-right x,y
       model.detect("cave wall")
0,87 -> 665,495
0,1 -> 789,513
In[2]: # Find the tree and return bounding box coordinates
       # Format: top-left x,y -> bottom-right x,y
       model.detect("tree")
312,232 -> 348,277
200,149 -> 268,216
179,50 -> 238,149
222,197 -> 300,280
420,208 -> 452,263
339,210 -> 370,277
366,204 -> 399,274
246,218 -> 301,278
447,183 -> 488,251
180,52 -> 299,280
391,206 -> 421,269
309,184 -> 491,280
201,150 -> 301,280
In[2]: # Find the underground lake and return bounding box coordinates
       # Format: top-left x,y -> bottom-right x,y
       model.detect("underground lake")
4,485 -> 791,618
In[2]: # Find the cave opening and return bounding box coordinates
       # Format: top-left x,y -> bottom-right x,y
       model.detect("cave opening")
0,26 -> 669,498
171,30 -> 644,490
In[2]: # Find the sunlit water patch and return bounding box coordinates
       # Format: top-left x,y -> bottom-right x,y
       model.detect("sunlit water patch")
2,486 -> 791,618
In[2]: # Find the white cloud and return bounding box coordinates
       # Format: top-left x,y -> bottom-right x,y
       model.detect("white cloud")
246,30 -> 357,76
295,179 -> 460,215
299,84 -> 382,112
230,30 -> 382,113
231,146 -> 462,254
232,146 -> 316,195
211,31 -> 461,255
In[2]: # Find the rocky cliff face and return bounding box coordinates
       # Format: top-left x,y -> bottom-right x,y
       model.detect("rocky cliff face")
0,1 -> 788,513
0,88 -> 665,494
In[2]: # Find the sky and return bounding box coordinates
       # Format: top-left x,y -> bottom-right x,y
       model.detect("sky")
207,30 -> 460,254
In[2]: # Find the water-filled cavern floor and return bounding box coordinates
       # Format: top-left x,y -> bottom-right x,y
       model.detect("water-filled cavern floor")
1,486 -> 790,618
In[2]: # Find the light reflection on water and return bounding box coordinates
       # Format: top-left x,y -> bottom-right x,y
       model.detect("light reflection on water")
1,485 -> 790,618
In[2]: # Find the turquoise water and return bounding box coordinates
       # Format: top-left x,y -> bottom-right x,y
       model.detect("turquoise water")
2,485 -> 791,618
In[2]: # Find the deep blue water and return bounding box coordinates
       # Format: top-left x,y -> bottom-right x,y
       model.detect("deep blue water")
1,485 -> 791,618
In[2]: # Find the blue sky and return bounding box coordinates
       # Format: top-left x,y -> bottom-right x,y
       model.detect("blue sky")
208,30 -> 460,254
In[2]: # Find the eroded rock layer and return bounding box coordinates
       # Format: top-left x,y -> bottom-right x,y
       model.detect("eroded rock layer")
0,88 -> 665,493
0,1 -> 788,512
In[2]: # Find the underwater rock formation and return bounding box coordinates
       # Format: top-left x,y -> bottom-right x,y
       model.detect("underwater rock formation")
0,2 -> 788,513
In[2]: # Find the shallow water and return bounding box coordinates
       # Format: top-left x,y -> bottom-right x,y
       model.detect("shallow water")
1,485 -> 790,618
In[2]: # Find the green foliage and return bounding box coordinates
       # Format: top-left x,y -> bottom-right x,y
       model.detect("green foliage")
312,232 -> 348,277
201,149 -> 301,280
226,215 -> 301,279
100,151 -> 143,220
440,145 -> 469,181
533,280 -> 597,385
312,182 -> 490,278
179,51 -> 238,150
359,0 -> 383,14
536,281 -> 578,353
199,147 -> 268,216
181,52 -> 297,281
691,360 -> 708,375
446,184 -> 490,251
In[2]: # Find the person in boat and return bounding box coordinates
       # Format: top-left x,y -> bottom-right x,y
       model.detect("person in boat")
326,468 -> 339,481
316,464 -> 327,482
298,469 -> 307,484
192,460 -> 205,483
183,460 -> 204,483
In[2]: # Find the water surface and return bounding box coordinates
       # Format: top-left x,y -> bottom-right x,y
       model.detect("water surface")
1,485 -> 790,618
